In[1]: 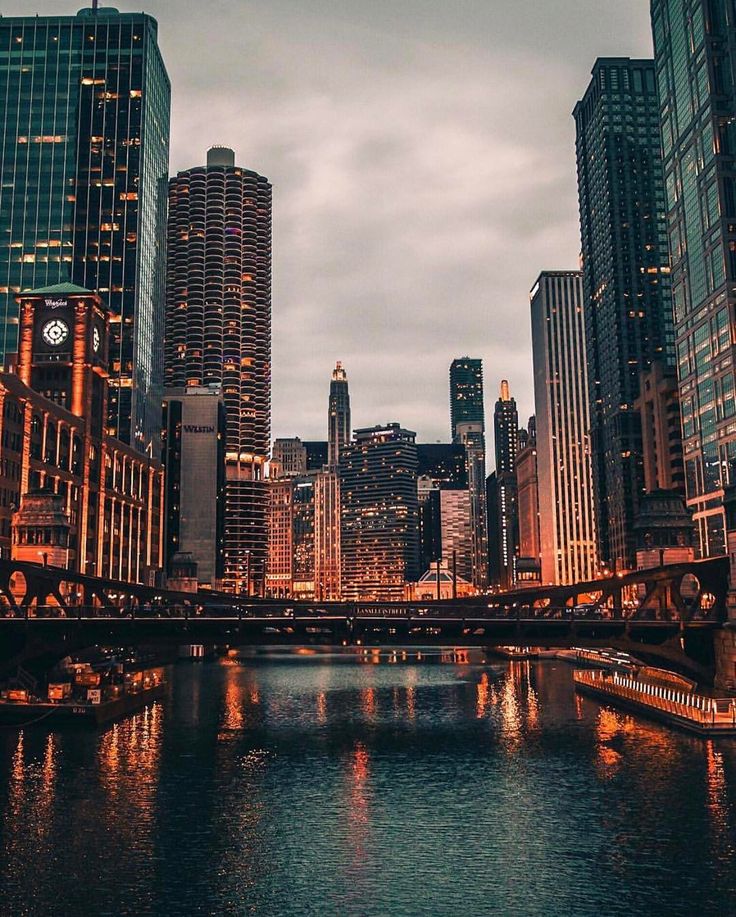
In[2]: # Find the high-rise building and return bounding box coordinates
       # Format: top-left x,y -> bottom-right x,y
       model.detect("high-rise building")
438,489 -> 473,583
314,468 -> 341,600
161,386 -> 226,588
531,271 -> 598,584
272,438 -> 308,478
516,416 -> 541,566
165,146 -> 271,593
328,362 -> 351,468
4,283 -> 163,581
266,478 -> 293,598
486,471 -> 500,586
450,358 -> 484,437
635,361 -> 685,494
304,441 -> 329,471
266,475 -> 316,599
416,442 -> 470,577
0,9 -> 170,452
450,358 -> 488,588
339,424 -> 420,601
491,380 -> 519,588
574,58 -> 675,571
651,2 -> 736,556
494,380 -> 519,476
417,443 -> 468,489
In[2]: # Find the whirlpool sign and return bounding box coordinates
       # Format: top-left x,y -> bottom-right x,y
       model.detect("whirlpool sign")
43,298 -> 68,310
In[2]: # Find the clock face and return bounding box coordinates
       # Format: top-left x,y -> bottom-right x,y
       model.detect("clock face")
92,326 -> 101,353
42,318 -> 69,347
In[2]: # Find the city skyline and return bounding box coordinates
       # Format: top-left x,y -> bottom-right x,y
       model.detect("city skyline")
2,0 -> 655,449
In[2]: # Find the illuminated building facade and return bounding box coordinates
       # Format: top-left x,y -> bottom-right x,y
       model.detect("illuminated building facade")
266,474 -> 315,599
314,468 -> 341,600
161,386 -> 226,588
516,417 -> 541,569
165,146 -> 271,594
575,58 -> 674,571
0,9 -> 171,451
339,424 -> 420,601
450,358 -> 488,589
0,283 -> 163,581
651,1 -> 736,555
531,271 -> 598,584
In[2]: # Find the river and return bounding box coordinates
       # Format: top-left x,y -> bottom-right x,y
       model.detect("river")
1,651 -> 735,916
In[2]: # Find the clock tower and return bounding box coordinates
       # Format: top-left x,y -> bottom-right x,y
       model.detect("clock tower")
16,283 -> 110,436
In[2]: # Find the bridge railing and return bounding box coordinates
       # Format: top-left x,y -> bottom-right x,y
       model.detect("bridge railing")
575,669 -> 736,729
0,602 -> 699,623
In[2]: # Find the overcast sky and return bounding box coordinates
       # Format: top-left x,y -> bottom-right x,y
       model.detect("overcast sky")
8,1 -> 654,463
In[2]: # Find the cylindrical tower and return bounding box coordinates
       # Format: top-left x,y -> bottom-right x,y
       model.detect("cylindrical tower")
165,147 -> 272,593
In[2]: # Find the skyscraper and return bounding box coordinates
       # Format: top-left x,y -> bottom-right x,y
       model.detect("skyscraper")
0,9 -> 171,451
575,58 -> 675,571
161,386 -> 226,588
416,442 -> 470,578
651,2 -> 736,556
328,361 -> 351,468
516,416 -> 541,568
339,424 -> 420,601
492,380 -> 519,588
271,438 -> 308,478
494,380 -> 519,475
450,358 -> 484,437
165,146 -> 272,593
531,271 -> 598,584
450,358 -> 488,588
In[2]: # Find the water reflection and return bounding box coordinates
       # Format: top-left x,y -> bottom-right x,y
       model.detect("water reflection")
0,658 -> 735,917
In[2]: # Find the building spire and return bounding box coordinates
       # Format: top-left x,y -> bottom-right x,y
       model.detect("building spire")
500,379 -> 510,402
328,361 -> 351,467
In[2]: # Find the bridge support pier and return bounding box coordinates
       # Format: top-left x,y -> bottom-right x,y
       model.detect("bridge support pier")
714,627 -> 736,694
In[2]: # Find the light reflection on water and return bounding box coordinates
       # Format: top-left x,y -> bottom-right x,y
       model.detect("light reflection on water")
0,655 -> 735,917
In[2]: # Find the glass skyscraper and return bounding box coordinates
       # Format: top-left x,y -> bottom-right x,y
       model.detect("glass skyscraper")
574,57 -> 674,572
450,358 -> 484,439
0,8 -> 170,452
651,1 -> 736,556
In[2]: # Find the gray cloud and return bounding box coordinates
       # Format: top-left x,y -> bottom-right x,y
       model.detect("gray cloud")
6,0 -> 654,463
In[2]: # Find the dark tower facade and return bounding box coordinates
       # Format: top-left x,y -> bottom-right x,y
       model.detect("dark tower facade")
491,380 -> 519,588
0,9 -> 171,452
328,361 -> 350,468
165,146 -> 272,593
651,1 -> 736,557
450,358 -> 484,439
575,58 -> 675,572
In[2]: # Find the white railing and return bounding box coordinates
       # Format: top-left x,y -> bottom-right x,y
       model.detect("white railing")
574,669 -> 736,729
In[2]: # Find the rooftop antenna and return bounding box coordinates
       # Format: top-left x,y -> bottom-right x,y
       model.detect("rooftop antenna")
92,0 -> 99,11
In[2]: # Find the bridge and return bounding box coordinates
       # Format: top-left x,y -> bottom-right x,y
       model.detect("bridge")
0,555 -> 732,683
